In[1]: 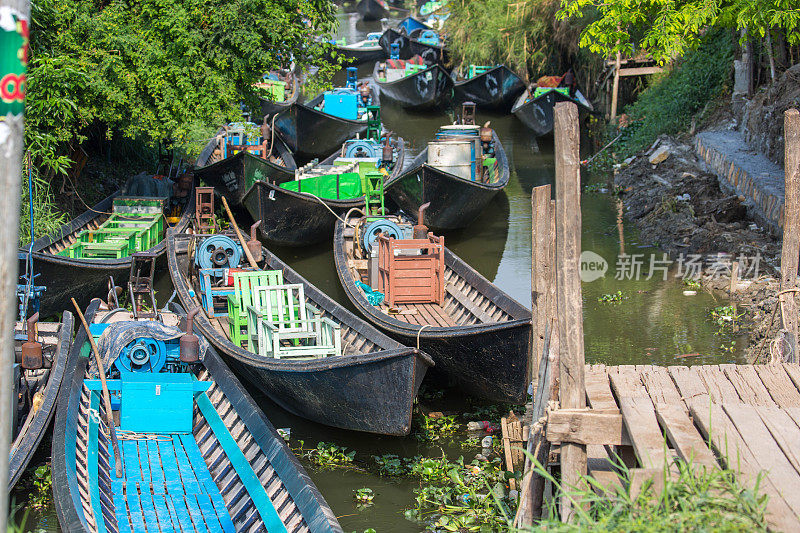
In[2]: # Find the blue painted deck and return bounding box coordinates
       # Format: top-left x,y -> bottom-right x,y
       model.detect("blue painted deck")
111,435 -> 236,533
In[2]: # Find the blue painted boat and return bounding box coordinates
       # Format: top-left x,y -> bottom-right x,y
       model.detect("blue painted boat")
53,299 -> 342,532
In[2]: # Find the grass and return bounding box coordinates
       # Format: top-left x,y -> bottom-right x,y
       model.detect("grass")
18,168 -> 68,246
590,29 -> 735,171
527,457 -> 768,532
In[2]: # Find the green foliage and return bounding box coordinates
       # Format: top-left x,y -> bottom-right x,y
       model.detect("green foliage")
372,454 -> 407,476
603,30 -> 734,162
709,305 -> 744,329
462,401 -> 517,423
298,441 -> 356,468
558,0 -> 800,64
353,487 -> 375,507
415,412 -> 460,442
598,290 -> 626,303
444,0 -> 596,81
18,168 -> 67,246
30,464 -> 53,509
530,457 -> 768,532
405,455 -> 513,531
26,0 -> 338,176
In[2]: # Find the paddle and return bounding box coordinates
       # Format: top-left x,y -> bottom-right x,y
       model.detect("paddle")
220,196 -> 261,270
71,298 -> 123,478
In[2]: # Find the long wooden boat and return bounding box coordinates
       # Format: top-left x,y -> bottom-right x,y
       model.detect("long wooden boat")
19,178 -> 196,318
386,126 -> 510,230
452,65 -> 525,112
356,0 -> 389,21
333,212 -> 530,403
329,33 -> 386,65
372,61 -> 453,110
379,26 -> 449,65
53,299 -> 342,532
9,311 -> 74,488
194,125 -> 297,207
274,84 -> 380,162
512,86 -> 594,136
167,231 -> 433,435
242,136 -> 405,247
258,70 -> 301,119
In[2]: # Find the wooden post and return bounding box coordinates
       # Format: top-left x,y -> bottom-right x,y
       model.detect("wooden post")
610,50 -> 621,121
554,102 -> 587,521
729,260 -> 740,293
781,109 -> 800,363
0,0 -> 29,527
530,185 -> 553,383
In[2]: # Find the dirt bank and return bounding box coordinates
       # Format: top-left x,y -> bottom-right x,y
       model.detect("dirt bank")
612,134 -> 782,362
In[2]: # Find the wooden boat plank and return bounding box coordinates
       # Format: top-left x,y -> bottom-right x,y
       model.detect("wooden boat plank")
445,283 -> 493,323
139,483 -> 163,532
195,492 -> 230,532
151,492 -> 177,532
172,435 -> 202,494
121,440 -> 141,483
179,434 -> 220,494
146,440 -> 166,494
161,496 -> 184,533
158,439 -> 183,494
182,492 -> 210,533
168,491 -> 197,533
412,304 -> 439,327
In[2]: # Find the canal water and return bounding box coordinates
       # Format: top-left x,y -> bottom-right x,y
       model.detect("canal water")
22,7 -> 746,532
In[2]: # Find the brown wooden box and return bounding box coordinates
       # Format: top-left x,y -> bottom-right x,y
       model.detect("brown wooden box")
377,233 -> 444,306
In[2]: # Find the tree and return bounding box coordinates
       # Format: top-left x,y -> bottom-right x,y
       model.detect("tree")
26,0 -> 339,177
557,0 -> 800,64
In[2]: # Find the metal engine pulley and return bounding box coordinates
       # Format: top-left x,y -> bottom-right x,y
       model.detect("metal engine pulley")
195,235 -> 242,270
116,337 -> 168,373
344,139 -> 380,159
361,219 -> 403,254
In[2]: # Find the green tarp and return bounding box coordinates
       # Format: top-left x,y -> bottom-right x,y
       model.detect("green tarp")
279,172 -> 363,200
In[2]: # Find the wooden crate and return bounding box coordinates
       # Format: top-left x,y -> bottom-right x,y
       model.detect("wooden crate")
377,233 -> 444,306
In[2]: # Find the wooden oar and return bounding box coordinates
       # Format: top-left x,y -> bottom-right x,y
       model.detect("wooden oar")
71,298 -> 123,478
220,196 -> 260,270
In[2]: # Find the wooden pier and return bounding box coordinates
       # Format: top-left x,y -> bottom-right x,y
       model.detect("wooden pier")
516,105 -> 800,529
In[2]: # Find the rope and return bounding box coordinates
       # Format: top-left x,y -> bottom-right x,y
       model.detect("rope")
416,324 -> 431,350
115,429 -> 173,441
21,159 -> 36,319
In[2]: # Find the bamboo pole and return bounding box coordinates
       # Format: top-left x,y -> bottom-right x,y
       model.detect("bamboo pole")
0,1 -> 29,526
554,101 -> 587,521
221,196 -> 260,270
781,109 -> 800,362
610,46 -> 621,121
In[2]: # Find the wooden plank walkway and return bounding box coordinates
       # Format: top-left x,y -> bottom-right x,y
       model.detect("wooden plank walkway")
547,363 -> 800,531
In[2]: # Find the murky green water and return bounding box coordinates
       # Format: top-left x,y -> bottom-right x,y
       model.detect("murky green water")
21,8 -> 745,531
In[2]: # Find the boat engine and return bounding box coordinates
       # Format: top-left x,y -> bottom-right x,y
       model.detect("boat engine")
180,307 -> 201,363
358,82 -> 372,107
246,221 -> 263,263
195,235 -> 243,271
361,219 -> 403,254
344,139 -> 381,159
116,337 -> 170,373
380,136 -> 395,170
480,121 -> 495,156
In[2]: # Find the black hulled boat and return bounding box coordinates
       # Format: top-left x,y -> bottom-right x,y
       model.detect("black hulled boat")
512,86 -> 594,136
274,69 -> 381,161
194,122 -> 297,207
257,69 -> 301,120
333,211 -> 531,403
329,33 -> 386,65
167,231 -> 433,435
372,58 -> 453,110
386,113 -> 510,230
242,133 -> 405,247
9,310 -> 74,488
452,65 -> 525,112
356,0 -> 390,21
53,299 -> 343,532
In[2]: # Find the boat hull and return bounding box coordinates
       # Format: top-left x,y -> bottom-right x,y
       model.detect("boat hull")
274,97 -> 375,162
333,224 -> 531,403
386,133 -> 510,230
167,233 -> 433,435
453,66 -> 525,111
356,0 -> 389,20
194,141 -> 296,207
379,28 -> 449,64
8,312 -> 73,488
332,45 -> 386,65
373,62 -> 453,110
512,88 -> 593,136
19,189 -> 195,317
